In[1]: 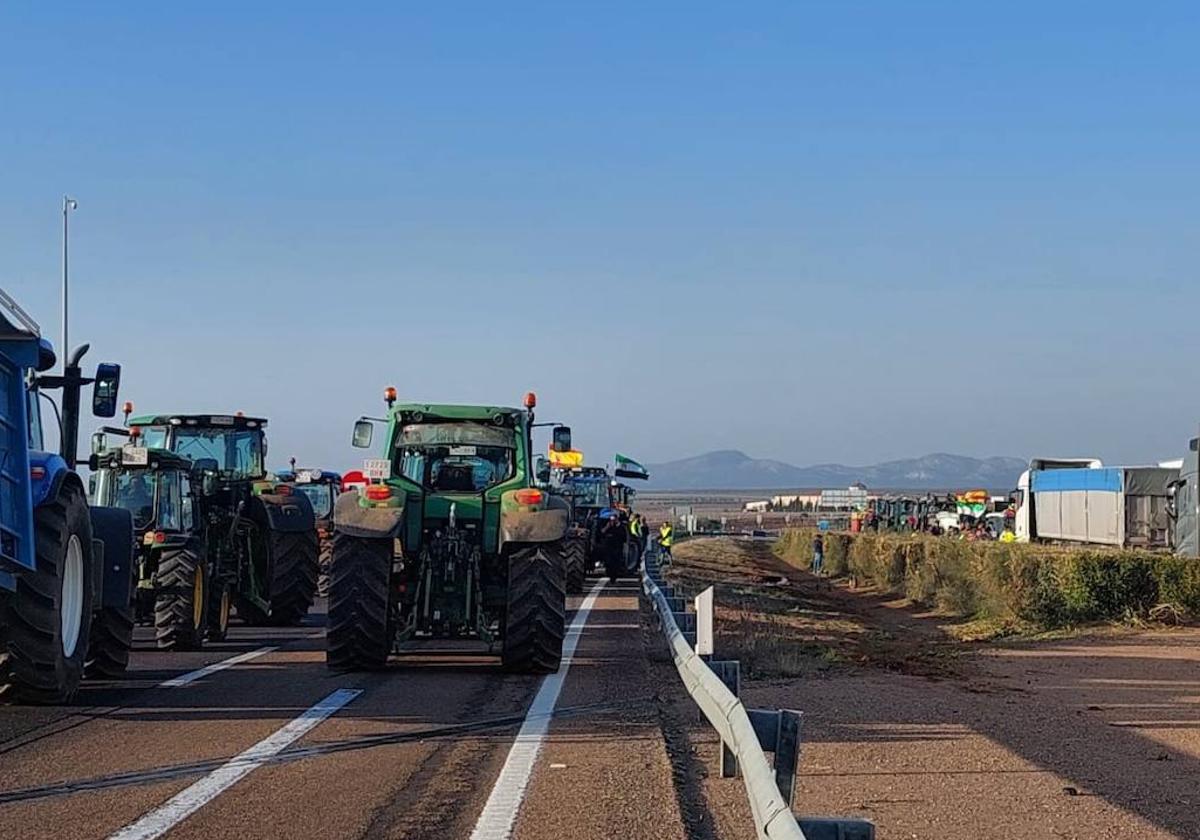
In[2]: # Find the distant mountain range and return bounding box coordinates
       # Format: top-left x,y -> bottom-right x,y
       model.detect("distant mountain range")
643,450 -> 1025,491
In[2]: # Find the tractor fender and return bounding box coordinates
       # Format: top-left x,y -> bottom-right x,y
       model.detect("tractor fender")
251,493 -> 316,534
332,491 -> 405,540
89,506 -> 135,609
30,451 -> 71,509
500,493 -> 569,547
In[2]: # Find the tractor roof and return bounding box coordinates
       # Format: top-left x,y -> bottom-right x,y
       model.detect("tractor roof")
275,469 -> 342,483
94,446 -> 194,472
129,413 -> 268,429
390,403 -> 528,424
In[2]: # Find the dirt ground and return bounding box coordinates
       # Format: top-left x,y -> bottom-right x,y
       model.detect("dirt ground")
662,537 -> 1200,840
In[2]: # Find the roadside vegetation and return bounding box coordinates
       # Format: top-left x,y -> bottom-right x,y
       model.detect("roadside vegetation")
778,529 -> 1200,634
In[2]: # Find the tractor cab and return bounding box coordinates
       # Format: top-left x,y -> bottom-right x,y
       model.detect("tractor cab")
127,414 -> 268,499
274,467 -> 342,522
90,446 -> 199,537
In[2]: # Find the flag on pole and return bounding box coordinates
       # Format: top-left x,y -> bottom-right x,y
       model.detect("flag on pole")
614,453 -> 649,480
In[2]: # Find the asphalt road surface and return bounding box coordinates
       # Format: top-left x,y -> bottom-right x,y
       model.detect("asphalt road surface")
0,580 -> 693,840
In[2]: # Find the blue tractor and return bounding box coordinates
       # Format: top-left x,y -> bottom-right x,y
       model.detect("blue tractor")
0,288 -> 133,703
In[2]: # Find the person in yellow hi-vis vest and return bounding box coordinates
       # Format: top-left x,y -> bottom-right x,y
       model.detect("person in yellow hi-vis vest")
658,520 -> 674,562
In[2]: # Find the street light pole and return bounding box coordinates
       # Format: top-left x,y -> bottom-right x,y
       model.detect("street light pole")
61,195 -> 78,369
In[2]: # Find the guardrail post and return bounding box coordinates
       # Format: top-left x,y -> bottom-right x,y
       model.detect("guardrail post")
708,660 -> 741,777
674,611 -> 696,647
775,709 -> 801,806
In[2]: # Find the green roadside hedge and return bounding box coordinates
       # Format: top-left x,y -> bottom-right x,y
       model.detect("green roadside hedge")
775,529 -> 1200,627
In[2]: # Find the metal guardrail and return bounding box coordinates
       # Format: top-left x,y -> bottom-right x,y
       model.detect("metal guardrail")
642,551 -> 875,840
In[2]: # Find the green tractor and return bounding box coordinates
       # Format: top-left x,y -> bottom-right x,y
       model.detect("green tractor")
329,390 -> 569,673
90,443 -> 226,648
124,414 -> 320,627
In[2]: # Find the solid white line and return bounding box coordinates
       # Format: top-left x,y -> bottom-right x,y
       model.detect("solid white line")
469,579 -> 606,840
158,646 -> 280,688
108,687 -> 362,840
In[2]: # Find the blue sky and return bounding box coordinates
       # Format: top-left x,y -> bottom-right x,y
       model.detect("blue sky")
3,3 -> 1199,473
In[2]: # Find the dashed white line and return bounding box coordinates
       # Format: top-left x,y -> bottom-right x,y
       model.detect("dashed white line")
158,646 -> 279,688
468,580 -> 606,840
107,687 -> 362,840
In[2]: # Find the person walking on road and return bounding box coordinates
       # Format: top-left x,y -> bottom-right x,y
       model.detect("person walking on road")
658,520 -> 674,563
812,532 -> 824,575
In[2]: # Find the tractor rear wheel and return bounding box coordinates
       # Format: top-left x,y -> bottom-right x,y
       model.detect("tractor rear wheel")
0,483 -> 95,704
564,538 -> 586,596
326,531 -> 392,671
501,542 -> 566,674
317,535 -> 333,598
154,543 -> 207,650
261,528 -> 320,626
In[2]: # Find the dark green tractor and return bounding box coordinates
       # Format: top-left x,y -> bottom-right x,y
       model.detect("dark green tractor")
126,414 -> 319,626
90,443 -> 225,648
328,391 -> 569,673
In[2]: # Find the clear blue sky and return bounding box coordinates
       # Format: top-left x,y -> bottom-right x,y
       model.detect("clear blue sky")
4,2 -> 1198,472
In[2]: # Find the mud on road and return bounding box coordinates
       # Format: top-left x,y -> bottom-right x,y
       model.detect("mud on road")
667,537 -> 1200,840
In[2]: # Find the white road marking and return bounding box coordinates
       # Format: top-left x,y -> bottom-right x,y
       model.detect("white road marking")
469,580 -> 606,840
108,688 -> 362,840
158,646 -> 280,688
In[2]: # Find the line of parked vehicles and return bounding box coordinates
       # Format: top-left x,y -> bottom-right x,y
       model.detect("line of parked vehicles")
1,287 -> 648,704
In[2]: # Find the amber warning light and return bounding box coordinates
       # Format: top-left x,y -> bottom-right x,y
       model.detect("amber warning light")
523,391 -> 537,409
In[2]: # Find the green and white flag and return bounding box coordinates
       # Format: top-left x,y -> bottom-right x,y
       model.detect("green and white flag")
614,453 -> 649,480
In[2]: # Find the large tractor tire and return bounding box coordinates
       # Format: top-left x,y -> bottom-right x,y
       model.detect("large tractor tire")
564,537 -> 586,596
206,577 -> 232,642
0,483 -> 95,704
83,507 -> 136,680
501,542 -> 566,674
261,528 -> 320,626
84,605 -> 134,680
317,534 -> 333,598
154,542 -> 207,651
326,531 -> 392,671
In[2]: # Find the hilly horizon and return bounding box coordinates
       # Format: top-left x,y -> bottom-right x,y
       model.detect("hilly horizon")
643,450 -> 1026,491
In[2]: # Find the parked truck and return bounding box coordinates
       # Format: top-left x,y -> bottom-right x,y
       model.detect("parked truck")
1022,464 -> 1176,548
1013,458 -> 1103,542
1,289 -> 134,703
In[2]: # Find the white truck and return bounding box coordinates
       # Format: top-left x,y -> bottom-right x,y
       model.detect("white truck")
1017,458 -> 1176,548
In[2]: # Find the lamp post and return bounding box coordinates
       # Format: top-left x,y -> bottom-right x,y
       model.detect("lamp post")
62,195 -> 78,370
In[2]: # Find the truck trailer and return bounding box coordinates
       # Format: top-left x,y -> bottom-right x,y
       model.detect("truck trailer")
1026,465 -> 1176,548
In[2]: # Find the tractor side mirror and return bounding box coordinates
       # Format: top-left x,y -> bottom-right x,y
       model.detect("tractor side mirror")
87,453 -> 100,471
535,455 -> 551,483
92,363 -> 121,418
552,425 -> 572,453
352,420 -> 374,449
91,430 -> 107,455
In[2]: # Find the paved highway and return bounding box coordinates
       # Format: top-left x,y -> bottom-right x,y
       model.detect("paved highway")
0,581 -> 693,840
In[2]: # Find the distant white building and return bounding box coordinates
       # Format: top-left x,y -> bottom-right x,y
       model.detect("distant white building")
743,500 -> 770,513
819,484 -> 869,511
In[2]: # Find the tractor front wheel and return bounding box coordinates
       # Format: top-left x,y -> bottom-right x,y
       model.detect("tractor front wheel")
501,542 -> 566,674
206,578 -> 232,642
564,537 -> 586,596
326,531 -> 393,671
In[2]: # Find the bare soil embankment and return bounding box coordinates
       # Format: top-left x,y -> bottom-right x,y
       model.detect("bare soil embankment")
665,537 -> 1200,840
